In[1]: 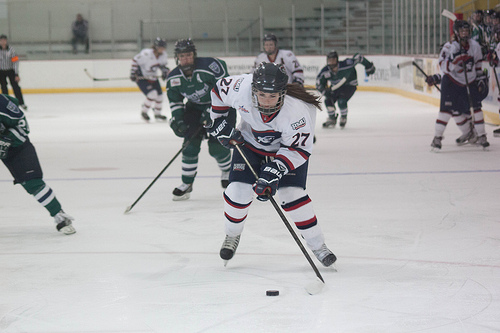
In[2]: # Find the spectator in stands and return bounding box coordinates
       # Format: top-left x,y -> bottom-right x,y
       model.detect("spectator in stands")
0,34 -> 27,110
71,14 -> 89,54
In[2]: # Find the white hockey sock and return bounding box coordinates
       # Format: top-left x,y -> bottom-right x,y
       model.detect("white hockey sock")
473,109 -> 486,136
435,111 -> 452,137
223,182 -> 254,237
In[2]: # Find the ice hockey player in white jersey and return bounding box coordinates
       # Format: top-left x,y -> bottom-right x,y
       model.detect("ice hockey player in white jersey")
130,37 -> 169,122
487,25 -> 500,137
207,62 -> 336,268
253,34 -> 304,85
426,20 -> 489,149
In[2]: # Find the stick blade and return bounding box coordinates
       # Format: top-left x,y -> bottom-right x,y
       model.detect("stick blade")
441,9 -> 457,21
305,277 -> 325,295
124,206 -> 132,214
397,60 -> 413,69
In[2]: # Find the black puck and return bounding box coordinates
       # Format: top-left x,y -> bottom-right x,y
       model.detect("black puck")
266,290 -> 279,296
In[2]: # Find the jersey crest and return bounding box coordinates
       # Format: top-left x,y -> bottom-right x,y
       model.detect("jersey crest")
209,61 -> 221,74
171,78 -> 181,87
252,129 -> 282,146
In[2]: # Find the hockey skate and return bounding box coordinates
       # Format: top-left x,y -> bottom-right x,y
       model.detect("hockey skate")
493,128 -> 500,137
54,210 -> 76,235
221,170 -> 230,188
141,111 -> 150,122
339,115 -> 347,128
322,114 -> 338,128
430,136 -> 442,150
154,114 -> 167,121
220,234 -> 241,265
476,135 -> 490,149
172,183 -> 193,201
312,244 -> 337,267
455,129 -> 476,146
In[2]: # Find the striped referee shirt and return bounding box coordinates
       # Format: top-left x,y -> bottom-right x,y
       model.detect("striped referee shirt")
0,45 -> 19,74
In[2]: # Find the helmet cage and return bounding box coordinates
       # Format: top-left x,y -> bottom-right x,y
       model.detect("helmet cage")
252,62 -> 288,115
453,20 -> 471,42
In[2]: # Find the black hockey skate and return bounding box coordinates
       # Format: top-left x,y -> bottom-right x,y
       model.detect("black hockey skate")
172,183 -> 193,201
155,114 -> 167,121
476,135 -> 490,149
494,128 -> 500,137
455,130 -> 476,146
221,171 -> 230,188
220,234 -> 240,266
141,112 -> 150,122
339,115 -> 347,128
312,244 -> 337,267
430,136 -> 442,150
322,114 -> 338,128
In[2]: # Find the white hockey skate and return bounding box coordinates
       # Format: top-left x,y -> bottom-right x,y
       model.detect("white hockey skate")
54,210 -> 76,235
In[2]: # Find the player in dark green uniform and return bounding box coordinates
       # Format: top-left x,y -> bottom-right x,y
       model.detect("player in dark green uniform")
0,94 -> 75,234
316,50 -> 375,128
166,39 -> 235,201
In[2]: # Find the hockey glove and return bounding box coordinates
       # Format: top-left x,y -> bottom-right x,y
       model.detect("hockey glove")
365,62 -> 376,76
161,68 -> 170,80
199,108 -> 212,126
169,116 -> 188,138
487,51 -> 499,67
129,73 -> 137,82
0,136 -> 12,159
425,74 -> 442,86
207,117 -> 243,149
253,161 -> 286,201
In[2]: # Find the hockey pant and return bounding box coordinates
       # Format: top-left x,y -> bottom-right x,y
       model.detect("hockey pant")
2,140 -> 62,216
223,182 -> 326,251
180,134 -> 231,185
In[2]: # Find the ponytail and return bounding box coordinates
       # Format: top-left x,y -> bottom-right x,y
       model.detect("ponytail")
286,83 -> 322,110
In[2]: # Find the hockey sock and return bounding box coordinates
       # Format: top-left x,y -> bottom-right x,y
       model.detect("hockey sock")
454,114 -> 471,134
473,109 -> 486,136
223,183 -> 253,237
22,179 -> 62,216
181,154 -> 198,185
435,110 -> 452,137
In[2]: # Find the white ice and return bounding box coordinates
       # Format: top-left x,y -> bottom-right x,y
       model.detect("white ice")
1,91 -> 499,333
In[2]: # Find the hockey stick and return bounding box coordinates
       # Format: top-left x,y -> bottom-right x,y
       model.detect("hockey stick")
411,61 -> 441,92
329,77 -> 347,91
84,68 -> 160,82
396,60 -> 413,69
234,144 -> 325,295
441,9 -> 457,22
460,51 -> 478,143
124,126 -> 204,214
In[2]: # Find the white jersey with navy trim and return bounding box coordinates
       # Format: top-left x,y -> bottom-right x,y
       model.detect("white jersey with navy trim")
253,49 -> 304,85
131,48 -> 168,80
210,74 -> 316,171
438,39 -> 483,85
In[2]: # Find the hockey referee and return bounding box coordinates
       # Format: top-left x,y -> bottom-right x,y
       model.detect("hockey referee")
0,34 -> 27,111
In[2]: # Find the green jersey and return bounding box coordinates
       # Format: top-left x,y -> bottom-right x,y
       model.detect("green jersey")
166,57 -> 229,118
0,94 -> 29,148
316,54 -> 374,95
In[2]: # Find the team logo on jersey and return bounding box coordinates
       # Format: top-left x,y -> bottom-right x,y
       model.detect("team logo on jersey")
238,105 -> 249,113
233,78 -> 243,91
291,117 -> 306,130
171,78 -> 181,87
6,101 -> 19,114
252,129 -> 281,146
197,74 -> 203,83
233,163 -> 246,171
209,61 -> 221,74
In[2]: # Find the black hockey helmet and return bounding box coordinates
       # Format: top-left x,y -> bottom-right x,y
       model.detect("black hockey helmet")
327,49 -> 339,61
453,20 -> 471,42
252,62 -> 288,115
153,37 -> 167,49
263,33 -> 278,44
174,38 -> 197,57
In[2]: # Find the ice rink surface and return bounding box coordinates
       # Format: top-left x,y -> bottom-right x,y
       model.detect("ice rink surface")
1,91 -> 499,333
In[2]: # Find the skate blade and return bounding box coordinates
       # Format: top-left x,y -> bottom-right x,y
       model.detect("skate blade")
172,193 -> 191,201
223,260 -> 229,267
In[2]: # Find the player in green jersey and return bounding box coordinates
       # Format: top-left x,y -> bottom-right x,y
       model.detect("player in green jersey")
316,50 -> 375,128
0,94 -> 75,234
166,39 -> 236,201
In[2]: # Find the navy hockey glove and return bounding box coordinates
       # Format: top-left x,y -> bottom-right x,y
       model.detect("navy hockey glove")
0,136 -> 12,159
169,116 -> 188,138
426,74 -> 441,86
365,62 -> 376,76
207,117 -> 243,149
129,73 -> 137,82
200,108 -> 212,126
161,68 -> 170,80
253,162 -> 286,201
